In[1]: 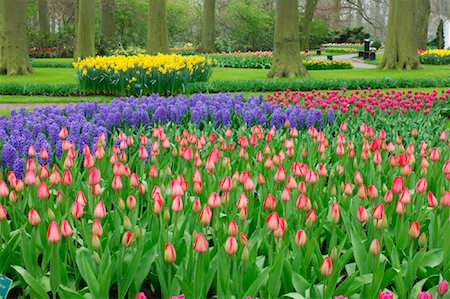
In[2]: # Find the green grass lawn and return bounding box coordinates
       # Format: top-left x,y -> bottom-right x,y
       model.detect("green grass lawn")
30,58 -> 73,64
0,95 -> 112,103
1,64 -> 449,85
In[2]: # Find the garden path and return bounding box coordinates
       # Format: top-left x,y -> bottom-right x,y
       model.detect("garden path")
311,53 -> 377,69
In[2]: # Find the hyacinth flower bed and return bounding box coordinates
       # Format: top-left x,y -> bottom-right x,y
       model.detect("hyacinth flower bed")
73,54 -> 214,96
0,93 -> 449,299
267,89 -> 450,116
207,52 -> 352,70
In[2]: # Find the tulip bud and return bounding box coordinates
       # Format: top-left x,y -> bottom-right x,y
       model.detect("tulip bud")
135,225 -> 142,240
92,234 -> 101,250
305,210 -> 317,227
241,246 -> 249,263
224,236 -> 238,255
437,280 -> 449,296
61,219 -> 72,237
92,219 -> 103,237
408,221 -> 420,239
47,208 -> 55,221
122,231 -> 134,247
47,221 -> 61,243
330,202 -> 340,224
37,182 -> 50,199
193,232 -> 208,253
320,257 -> 332,276
295,230 -> 307,247
94,200 -> 106,219
369,239 -> 380,255
164,243 -> 177,263
330,246 -> 338,261
124,216 -> 132,231
266,212 -> 279,231
418,232 -> 427,248
71,202 -> 84,219
357,206 -> 368,223
28,208 -> 41,225
228,220 -> 238,236
118,197 -> 125,210
126,195 -> 137,210
372,203 -> 385,220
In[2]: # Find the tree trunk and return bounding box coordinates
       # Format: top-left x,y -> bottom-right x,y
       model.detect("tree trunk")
268,0 -> 308,78
101,0 -> 115,53
38,0 -> 51,33
415,0 -> 430,50
200,0 -> 215,53
0,0 -> 33,75
300,0 -> 319,51
330,0 -> 341,30
75,0 -> 96,60
378,0 -> 420,70
147,0 -> 169,54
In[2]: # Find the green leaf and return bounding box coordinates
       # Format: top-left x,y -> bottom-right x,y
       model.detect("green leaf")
12,265 -> 50,299
350,230 -> 368,274
76,248 -> 100,299
282,292 -> 305,299
243,267 -> 270,298
118,245 -> 144,299
58,285 -> 86,299
133,246 -> 157,292
268,248 -> 286,298
292,272 -> 309,295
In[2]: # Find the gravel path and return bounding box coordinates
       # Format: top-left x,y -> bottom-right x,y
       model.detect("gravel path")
311,53 -> 377,69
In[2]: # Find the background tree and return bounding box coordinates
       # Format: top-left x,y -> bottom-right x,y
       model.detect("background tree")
300,0 -> 320,50
268,0 -> 308,78
100,0 -> 116,53
416,0 -> 430,50
147,0 -> 169,54
378,0 -> 420,70
0,0 -> 33,75
200,0 -> 215,53
436,19 -> 444,49
75,0 -> 96,59
38,0 -> 51,33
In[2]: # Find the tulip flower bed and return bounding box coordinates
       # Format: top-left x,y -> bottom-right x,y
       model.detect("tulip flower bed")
267,88 -> 450,115
207,53 -> 352,70
73,54 -> 214,95
419,50 -> 450,65
0,92 -> 449,299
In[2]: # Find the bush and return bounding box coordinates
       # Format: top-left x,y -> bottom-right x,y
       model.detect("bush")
322,47 -> 359,54
371,41 -> 382,50
73,54 -> 214,95
30,60 -> 73,68
327,27 -> 370,44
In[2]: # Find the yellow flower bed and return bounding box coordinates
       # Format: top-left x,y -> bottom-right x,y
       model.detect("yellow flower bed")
73,54 -> 214,95
419,49 -> 450,57
419,49 -> 450,65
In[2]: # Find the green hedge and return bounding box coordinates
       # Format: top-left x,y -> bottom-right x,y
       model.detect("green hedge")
0,77 -> 449,96
419,54 -> 450,65
31,61 -> 73,68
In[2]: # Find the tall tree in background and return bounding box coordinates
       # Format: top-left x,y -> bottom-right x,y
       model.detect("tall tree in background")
200,0 -> 216,53
101,0 -> 115,53
75,0 -> 96,59
329,0 -> 341,30
147,0 -> 169,54
38,0 -> 51,33
0,0 -> 33,75
416,0 -> 430,50
268,0 -> 308,78
436,19 -> 444,49
300,0 -> 320,50
378,0 -> 420,70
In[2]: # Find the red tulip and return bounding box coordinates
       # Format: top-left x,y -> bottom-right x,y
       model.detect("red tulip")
193,232 -> 208,253
391,176 -> 404,193
71,202 -> 84,219
92,219 -> 103,237
94,200 -> 106,219
24,170 -> 37,185
274,166 -> 286,183
39,165 -> 50,179
228,220 -> 238,236
75,191 -> 87,206
266,212 -> 280,231
399,189 -> 411,204
192,199 -> 201,213
112,175 -> 123,190
295,230 -> 307,247
427,191 -> 438,208
437,279 -> 448,296
305,209 -> 317,227
330,202 -> 340,224
49,170 -> 61,185
378,291 -> 393,299
172,195 -> 183,212
37,182 -> 50,199
369,239 -> 380,255
47,221 -> 61,242
200,205 -> 212,226
207,192 -> 221,208
320,257 -> 333,276
372,203 -> 385,220
164,243 -> 177,263
408,222 -> 420,239
122,231 -> 134,247
61,219 -> 72,237
224,236 -> 238,255
441,191 -> 450,206
219,176 -> 232,192
415,178 -> 427,193
28,208 -> 41,225
357,206 -> 368,223
62,169 -> 72,185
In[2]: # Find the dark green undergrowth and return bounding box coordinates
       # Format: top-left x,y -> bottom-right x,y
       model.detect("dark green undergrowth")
0,77 -> 449,96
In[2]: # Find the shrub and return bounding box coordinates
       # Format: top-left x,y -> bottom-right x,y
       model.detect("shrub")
73,54 -> 214,95
371,41 -> 382,50
322,47 -> 359,54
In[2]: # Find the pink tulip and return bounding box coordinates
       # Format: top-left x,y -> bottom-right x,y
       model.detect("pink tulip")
193,232 -> 208,253
47,221 -> 61,242
437,279 -> 448,296
28,208 -> 41,225
61,219 -> 72,237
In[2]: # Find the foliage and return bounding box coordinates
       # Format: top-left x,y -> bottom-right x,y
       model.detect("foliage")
299,16 -> 331,49
114,0 -> 148,49
419,50 -> 450,65
28,31 -> 75,58
322,47 -> 359,54
215,0 -> 274,52
73,54 -> 214,95
0,92 -> 449,298
327,27 -> 370,44
371,41 -> 382,50
167,0 -> 198,46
